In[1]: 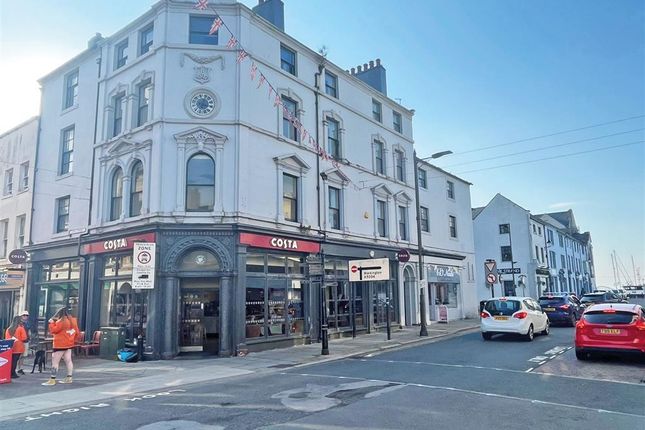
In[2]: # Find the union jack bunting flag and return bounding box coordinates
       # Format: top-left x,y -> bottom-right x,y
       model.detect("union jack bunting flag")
194,0 -> 208,10
257,74 -> 266,89
226,36 -> 237,48
274,93 -> 282,107
250,62 -> 258,80
301,128 -> 309,142
209,17 -> 222,35
237,50 -> 248,63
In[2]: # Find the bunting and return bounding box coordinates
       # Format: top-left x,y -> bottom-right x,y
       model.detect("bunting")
194,0 -> 208,10
209,17 -> 222,35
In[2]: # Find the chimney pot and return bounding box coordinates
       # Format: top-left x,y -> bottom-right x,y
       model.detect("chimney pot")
357,65 -> 362,72
363,63 -> 368,70
376,58 -> 381,66
350,67 -> 355,74
369,60 -> 374,68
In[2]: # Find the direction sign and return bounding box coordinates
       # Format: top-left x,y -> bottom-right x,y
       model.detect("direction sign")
132,242 -> 156,289
348,258 -> 390,282
497,268 -> 521,275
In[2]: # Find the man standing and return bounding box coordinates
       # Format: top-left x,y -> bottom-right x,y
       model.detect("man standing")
18,310 -> 31,375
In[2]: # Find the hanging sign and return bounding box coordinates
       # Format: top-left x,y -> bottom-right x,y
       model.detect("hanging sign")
132,242 -> 156,289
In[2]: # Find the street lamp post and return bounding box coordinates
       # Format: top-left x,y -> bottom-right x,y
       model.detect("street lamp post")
414,150 -> 452,337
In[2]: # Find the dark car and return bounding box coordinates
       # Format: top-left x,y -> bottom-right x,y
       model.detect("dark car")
580,292 -> 626,307
539,294 -> 582,326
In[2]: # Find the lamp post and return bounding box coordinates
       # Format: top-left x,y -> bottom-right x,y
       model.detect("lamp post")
414,150 -> 452,337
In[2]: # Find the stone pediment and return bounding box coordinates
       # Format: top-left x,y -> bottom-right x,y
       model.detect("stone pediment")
322,168 -> 349,185
394,190 -> 413,203
273,153 -> 310,173
106,138 -> 138,155
371,183 -> 393,197
174,127 -> 227,147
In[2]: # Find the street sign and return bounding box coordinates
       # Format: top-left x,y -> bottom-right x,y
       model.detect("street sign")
8,249 -> 27,265
132,242 -> 156,289
484,259 -> 497,284
348,258 -> 390,282
497,268 -> 521,275
396,249 -> 410,263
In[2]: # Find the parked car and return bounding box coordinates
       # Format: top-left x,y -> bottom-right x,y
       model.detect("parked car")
580,292 -> 627,307
480,297 -> 549,341
594,287 -> 628,301
575,303 -> 645,360
625,286 -> 645,298
539,294 -> 583,326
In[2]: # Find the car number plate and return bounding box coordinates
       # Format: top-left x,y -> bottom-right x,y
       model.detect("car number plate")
600,329 -> 621,335
493,316 -> 509,321
544,307 -> 555,312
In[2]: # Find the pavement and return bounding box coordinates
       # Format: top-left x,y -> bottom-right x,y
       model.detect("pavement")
0,319 -> 479,422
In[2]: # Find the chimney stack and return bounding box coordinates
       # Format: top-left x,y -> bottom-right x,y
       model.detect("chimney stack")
348,58 -> 387,95
252,0 -> 284,31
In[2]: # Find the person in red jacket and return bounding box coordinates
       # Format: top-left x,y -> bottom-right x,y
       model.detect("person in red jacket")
42,307 -> 80,386
5,315 -> 28,379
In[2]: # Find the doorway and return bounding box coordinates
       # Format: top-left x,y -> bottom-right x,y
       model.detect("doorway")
180,278 -> 220,354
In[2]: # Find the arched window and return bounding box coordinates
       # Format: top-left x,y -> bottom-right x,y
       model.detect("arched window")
130,161 -> 144,217
186,153 -> 215,212
110,168 -> 123,221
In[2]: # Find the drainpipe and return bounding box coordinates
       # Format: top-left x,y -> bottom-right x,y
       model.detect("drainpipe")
88,47 -> 103,225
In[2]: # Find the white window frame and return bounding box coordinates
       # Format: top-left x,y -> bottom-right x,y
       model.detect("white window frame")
16,214 -> 26,249
324,70 -> 338,98
280,44 -> 297,76
273,154 -> 310,225
321,168 -> 349,232
448,214 -> 458,239
55,196 -> 70,233
372,99 -> 382,122
19,162 -> 29,191
0,219 -> 8,258
393,111 -> 402,133
62,69 -> 79,110
139,24 -> 154,56
3,169 -> 13,196
371,183 -> 393,239
447,180 -> 455,199
115,39 -> 128,70
418,167 -> 427,189
277,89 -> 304,144
393,146 -> 407,183
372,137 -> 386,175
420,206 -> 429,232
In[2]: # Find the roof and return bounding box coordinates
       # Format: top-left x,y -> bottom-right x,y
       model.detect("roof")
542,210 -> 578,232
472,207 -> 484,219
418,160 -> 473,185
0,116 -> 39,138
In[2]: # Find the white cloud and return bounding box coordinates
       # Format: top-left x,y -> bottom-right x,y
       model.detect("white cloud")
548,201 -> 581,210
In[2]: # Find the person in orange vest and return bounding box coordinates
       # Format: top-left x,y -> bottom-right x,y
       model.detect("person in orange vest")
4,315 -> 28,379
42,307 -> 80,386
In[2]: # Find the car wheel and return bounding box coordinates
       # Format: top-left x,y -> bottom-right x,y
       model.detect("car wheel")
482,332 -> 492,341
542,321 -> 550,336
525,324 -> 534,342
575,349 -> 588,360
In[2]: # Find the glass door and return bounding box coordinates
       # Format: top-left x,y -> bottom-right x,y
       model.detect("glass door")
180,279 -> 220,353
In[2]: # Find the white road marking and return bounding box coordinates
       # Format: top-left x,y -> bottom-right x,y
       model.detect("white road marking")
545,346 -> 568,355
286,372 -> 645,419
525,368 -> 534,373
528,355 -> 549,362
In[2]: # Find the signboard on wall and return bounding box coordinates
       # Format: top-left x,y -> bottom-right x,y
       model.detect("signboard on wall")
83,232 -> 156,255
132,242 -> 156,289
438,305 -> 449,323
348,258 -> 390,282
240,233 -> 320,253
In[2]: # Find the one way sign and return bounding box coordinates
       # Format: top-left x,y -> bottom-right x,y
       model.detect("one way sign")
348,258 -> 390,282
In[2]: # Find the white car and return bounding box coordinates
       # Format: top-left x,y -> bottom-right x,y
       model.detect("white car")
480,297 -> 549,341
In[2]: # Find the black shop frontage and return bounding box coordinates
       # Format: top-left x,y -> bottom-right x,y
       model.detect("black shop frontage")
27,227 -> 401,359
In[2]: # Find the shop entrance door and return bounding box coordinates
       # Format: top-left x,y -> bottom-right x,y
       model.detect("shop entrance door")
372,281 -> 394,328
180,279 -> 220,354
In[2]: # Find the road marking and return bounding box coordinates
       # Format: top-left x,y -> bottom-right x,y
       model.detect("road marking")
525,368 -> 534,373
285,372 -> 645,419
545,346 -> 568,355
529,356 -> 549,362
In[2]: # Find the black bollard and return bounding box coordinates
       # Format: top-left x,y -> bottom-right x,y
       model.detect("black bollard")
321,324 -> 329,355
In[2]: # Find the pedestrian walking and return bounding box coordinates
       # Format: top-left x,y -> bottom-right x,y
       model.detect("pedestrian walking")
42,307 -> 80,386
18,310 -> 32,375
4,315 -> 28,379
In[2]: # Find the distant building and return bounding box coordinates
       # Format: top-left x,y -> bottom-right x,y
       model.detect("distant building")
473,194 -> 595,301
0,116 -> 38,330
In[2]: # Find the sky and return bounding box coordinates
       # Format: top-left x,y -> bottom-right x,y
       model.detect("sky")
1,0 -> 643,286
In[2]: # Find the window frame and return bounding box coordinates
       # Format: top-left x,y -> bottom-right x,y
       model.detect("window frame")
0,219 -> 8,258
420,206 -> 429,232
3,169 -> 13,196
499,223 -> 510,234
60,126 -> 75,175
282,173 -> 299,222
129,161 -> 144,217
372,99 -> 382,122
56,196 -> 70,233
137,80 -> 152,127
328,186 -> 341,230
393,111 -> 402,133
189,15 -> 219,45
19,161 -> 29,191
374,140 -> 385,175
63,69 -> 79,110
447,180 -> 455,199
394,150 -> 405,182
112,92 -> 125,137
186,153 -> 215,212
280,44 -> 297,76
110,168 -> 123,221
376,200 -> 387,237
501,246 -> 513,262
281,96 -> 299,141
324,70 -> 338,98
417,168 -> 427,189
115,39 -> 128,70
326,117 -> 340,160
398,205 -> 408,241
16,214 -> 26,249
139,24 -> 154,56
448,215 -> 458,238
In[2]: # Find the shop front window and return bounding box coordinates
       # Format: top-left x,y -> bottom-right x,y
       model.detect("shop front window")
288,281 -> 304,336
36,279 -> 79,338
268,281 -> 286,336
434,283 -> 458,308
245,278 -> 265,339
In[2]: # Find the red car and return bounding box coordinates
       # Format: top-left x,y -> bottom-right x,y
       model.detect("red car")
575,303 -> 645,360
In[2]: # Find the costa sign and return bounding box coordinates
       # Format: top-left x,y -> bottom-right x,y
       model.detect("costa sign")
83,232 -> 156,255
240,233 -> 320,253
8,249 -> 28,265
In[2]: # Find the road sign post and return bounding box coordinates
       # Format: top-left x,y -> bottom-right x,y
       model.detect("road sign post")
485,259 -> 498,298
132,242 -> 156,289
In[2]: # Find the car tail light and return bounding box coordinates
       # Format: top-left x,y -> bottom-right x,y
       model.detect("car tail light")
480,311 -> 490,318
603,309 -> 616,313
636,318 -> 645,331
513,311 -> 528,319
559,304 -> 570,310
576,319 -> 585,329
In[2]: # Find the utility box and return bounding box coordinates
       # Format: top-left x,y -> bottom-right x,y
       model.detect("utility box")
99,327 -> 126,359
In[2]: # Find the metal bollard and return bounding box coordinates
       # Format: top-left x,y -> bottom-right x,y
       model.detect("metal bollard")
321,324 -> 329,355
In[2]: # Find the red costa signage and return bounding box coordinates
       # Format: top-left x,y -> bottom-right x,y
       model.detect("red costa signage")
240,233 -> 320,253
83,232 -> 156,255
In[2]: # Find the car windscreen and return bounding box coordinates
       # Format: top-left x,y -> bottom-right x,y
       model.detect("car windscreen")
583,311 -> 636,325
581,295 -> 604,303
484,300 -> 521,316
539,297 -> 566,306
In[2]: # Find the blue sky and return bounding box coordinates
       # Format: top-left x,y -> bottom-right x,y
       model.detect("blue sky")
1,0 -> 643,285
